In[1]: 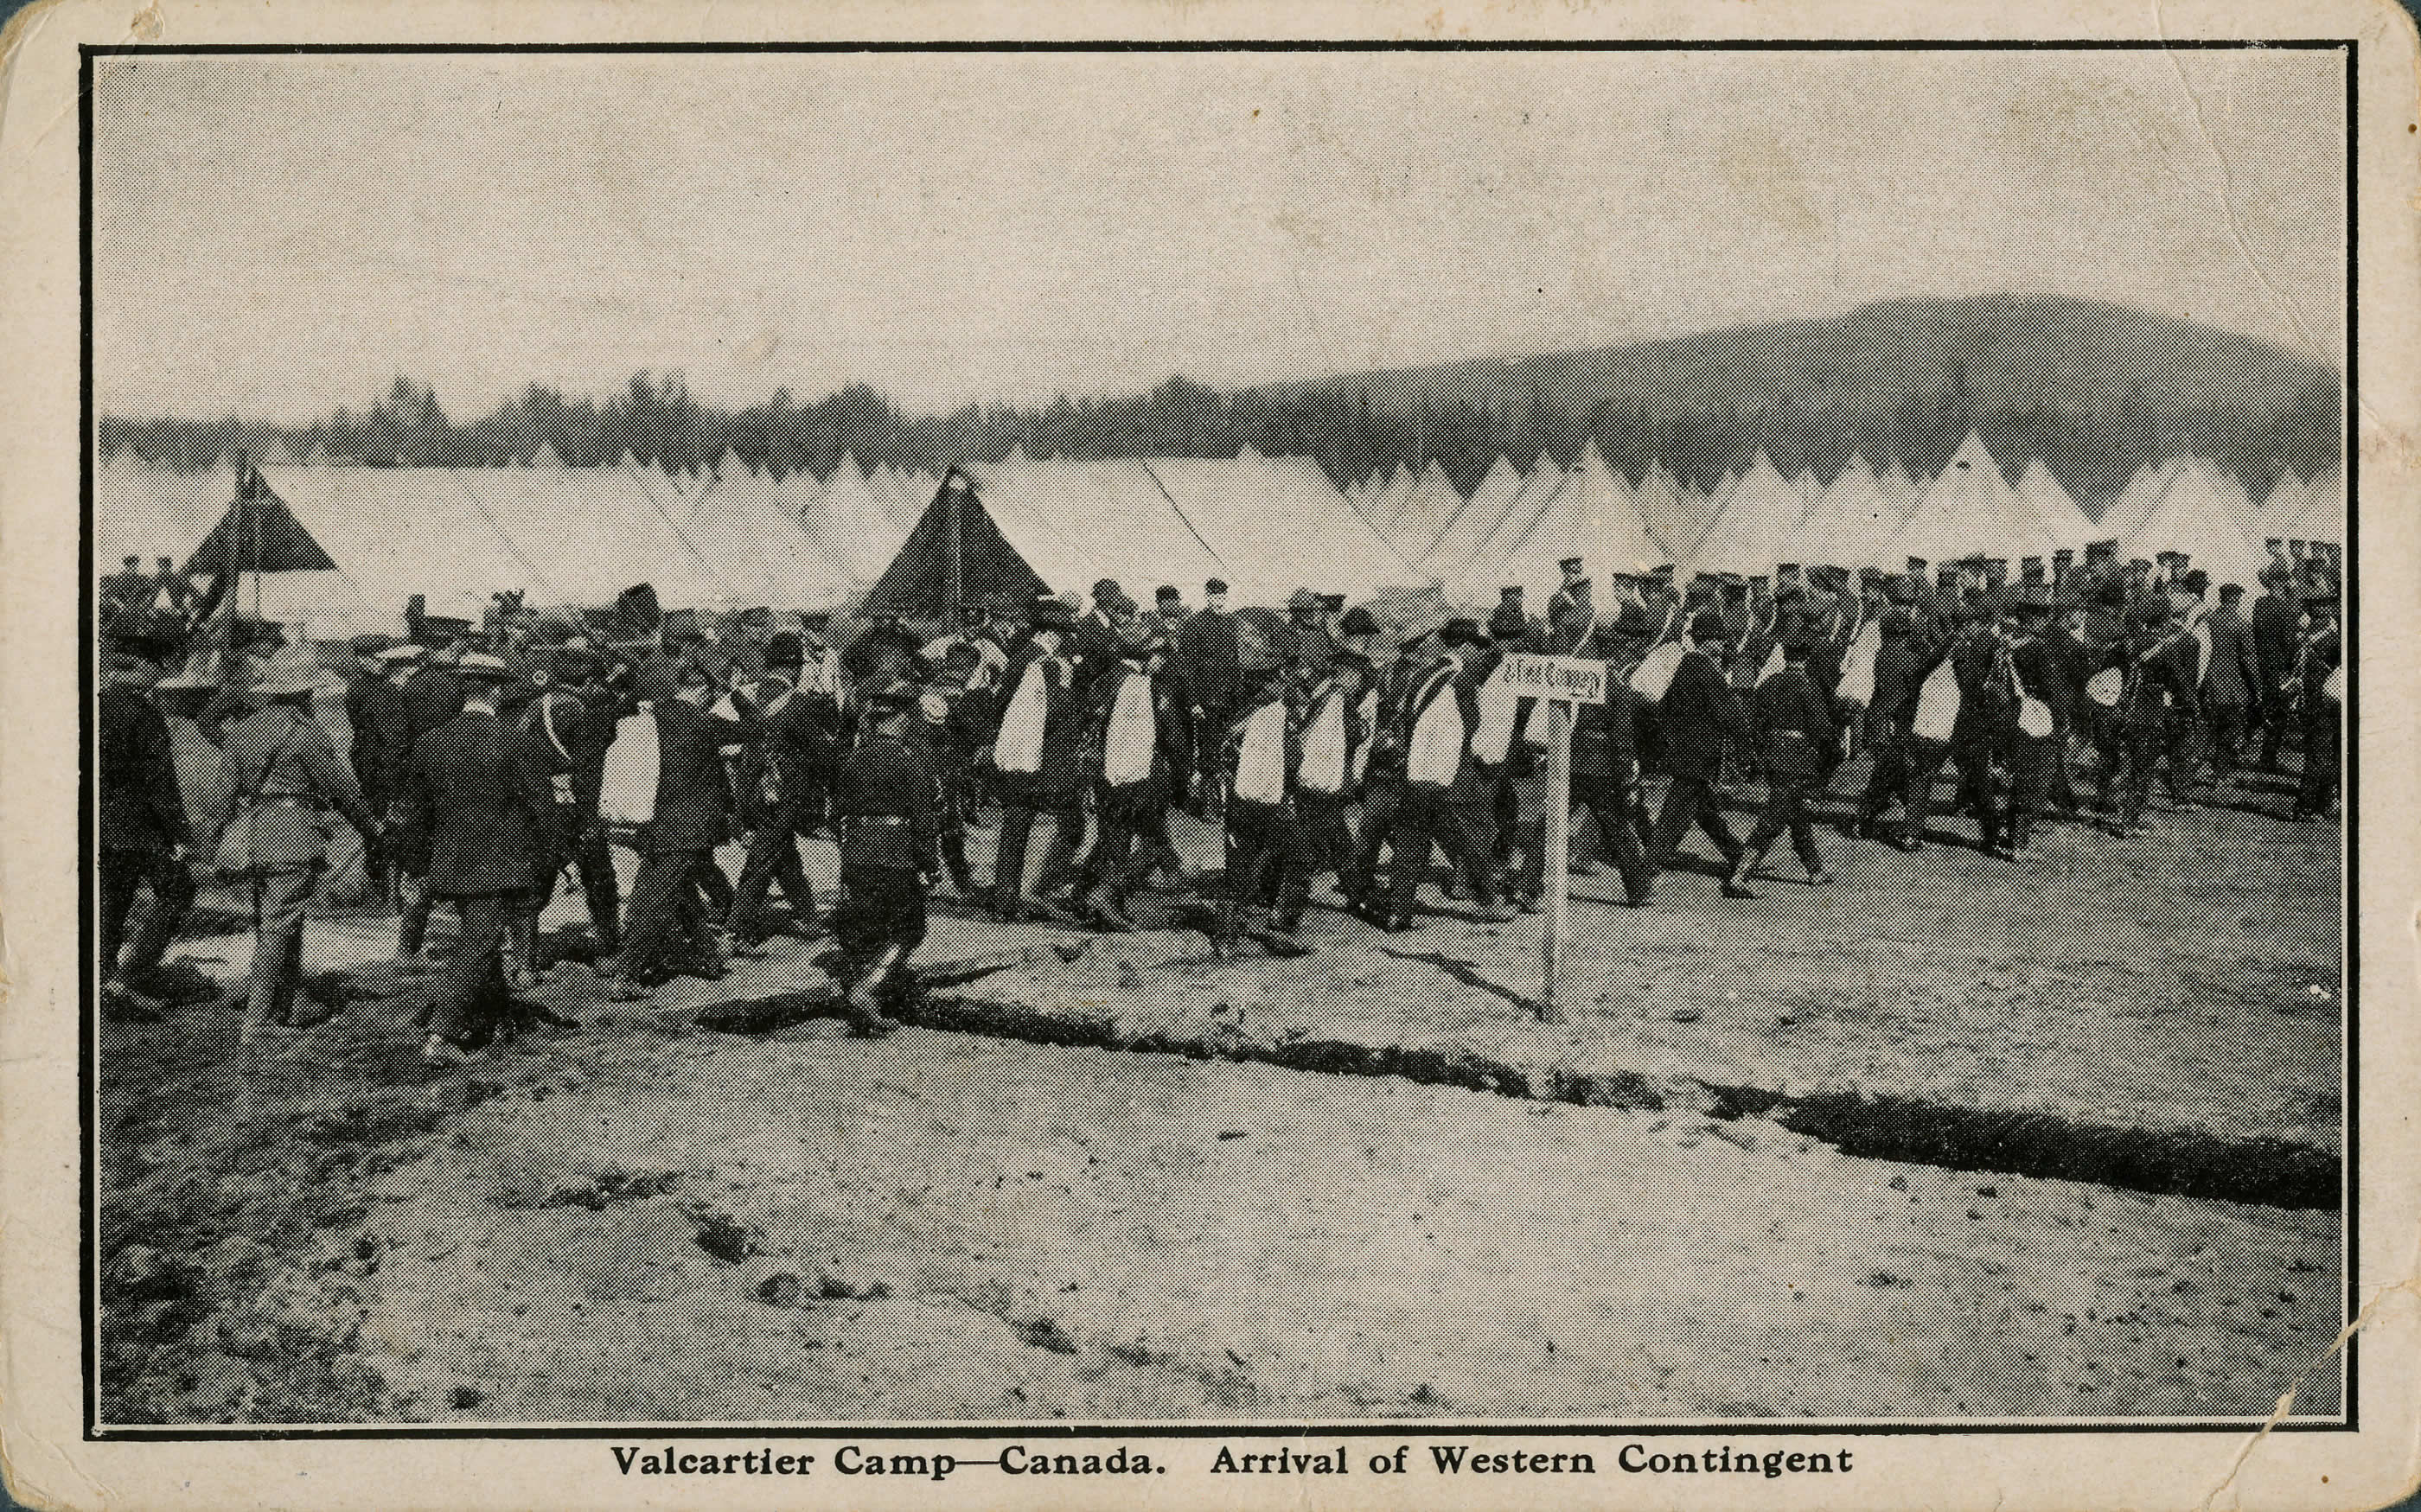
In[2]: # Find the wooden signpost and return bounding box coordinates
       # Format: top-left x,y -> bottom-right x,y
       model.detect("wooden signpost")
1500,652 -> 1609,1024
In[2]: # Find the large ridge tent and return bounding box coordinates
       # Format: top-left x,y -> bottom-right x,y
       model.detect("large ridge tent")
1426,456 -> 1521,576
1449,452 -> 1567,603
2121,458 -> 2275,586
804,454 -> 910,587
1684,452 -> 1805,577
2013,456 -> 2098,555
1427,451 -> 1544,591
1631,460 -> 1704,564
1887,433 -> 2058,567
97,455 -> 232,570
861,456 -> 1431,619
1259,452 -> 1438,590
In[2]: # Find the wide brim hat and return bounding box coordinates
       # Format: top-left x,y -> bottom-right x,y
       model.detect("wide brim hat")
106,626 -> 186,665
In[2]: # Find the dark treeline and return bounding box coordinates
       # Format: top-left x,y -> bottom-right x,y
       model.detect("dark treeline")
100,300 -> 2341,510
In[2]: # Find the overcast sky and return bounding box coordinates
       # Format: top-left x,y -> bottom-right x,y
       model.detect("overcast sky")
93,48 -> 2345,422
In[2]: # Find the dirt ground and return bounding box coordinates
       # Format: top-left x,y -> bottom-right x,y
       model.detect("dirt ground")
98,761 -> 2344,1425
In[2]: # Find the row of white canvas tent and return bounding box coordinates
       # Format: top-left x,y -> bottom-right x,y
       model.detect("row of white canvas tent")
1350,435 -> 2342,610
95,449 -> 951,637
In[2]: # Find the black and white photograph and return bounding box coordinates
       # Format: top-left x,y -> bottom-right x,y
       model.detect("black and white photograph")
8,3 -> 2416,1503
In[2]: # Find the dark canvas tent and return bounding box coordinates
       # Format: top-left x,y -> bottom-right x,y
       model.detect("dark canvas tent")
180,487 -> 338,576
859,469 -> 1052,619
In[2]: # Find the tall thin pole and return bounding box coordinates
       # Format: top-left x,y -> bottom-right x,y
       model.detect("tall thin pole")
945,468 -> 963,626
1538,698 -> 1571,1024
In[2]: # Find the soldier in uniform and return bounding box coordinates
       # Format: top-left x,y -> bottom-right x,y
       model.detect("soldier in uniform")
989,605 -> 1087,922
1517,609 -> 1655,909
2290,592 -> 2342,820
1849,608 -> 1928,840
389,641 -> 467,969
1287,588 -> 1338,673
1173,577 -> 1241,818
2001,590 -> 2068,855
610,660 -> 758,999
2201,583 -> 2261,788
725,633 -> 827,951
1900,602 -> 2011,857
1076,619 -> 1186,930
1218,660 -> 1307,948
1375,618 -> 1485,931
215,654 -> 380,1041
1726,635 -> 1837,897
1344,617 -> 1432,916
1546,557 -> 1592,630
2108,602 -> 2201,836
99,624 -> 202,1018
405,654 -> 560,1065
1645,613 -> 1750,877
1292,647 -> 1370,905
514,645 -> 623,968
1147,584 -> 1190,639
829,684 -> 938,1036
2251,561 -> 2303,772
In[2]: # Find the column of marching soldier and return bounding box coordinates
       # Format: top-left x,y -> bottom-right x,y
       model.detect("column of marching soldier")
97,537 -> 2343,1069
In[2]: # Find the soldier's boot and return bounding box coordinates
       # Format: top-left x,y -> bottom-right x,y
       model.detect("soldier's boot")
1032,820 -> 1081,903
507,913 -> 543,986
844,945 -> 904,1037
1083,883 -> 1134,933
940,834 -> 976,899
1722,846 -> 1765,900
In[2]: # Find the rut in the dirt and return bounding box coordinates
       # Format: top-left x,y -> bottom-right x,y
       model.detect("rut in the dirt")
689,941 -> 2337,1212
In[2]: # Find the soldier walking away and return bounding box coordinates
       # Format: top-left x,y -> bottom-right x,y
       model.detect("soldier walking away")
1645,613 -> 1750,877
2290,592 -> 2342,821
1075,619 -> 1185,931
1900,603 -> 2010,857
1849,608 -> 1930,842
2251,560 -> 2303,773
1518,609 -> 1655,909
1726,636 -> 1837,898
610,660 -> 758,1000
828,685 -> 939,1037
1218,661 -> 1308,951
1377,618 -> 1485,932
99,624 -> 205,1019
2201,584 -> 2262,789
2107,602 -> 2201,837
1292,648 -> 1370,906
511,646 -> 623,976
214,651 -> 380,1043
2001,589 -> 2068,854
405,654 -> 564,1066
387,641 -> 467,970
989,604 -> 1086,923
725,633 -> 828,951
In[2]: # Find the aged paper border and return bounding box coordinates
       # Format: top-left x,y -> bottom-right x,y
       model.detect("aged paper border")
3,1 -> 2417,1507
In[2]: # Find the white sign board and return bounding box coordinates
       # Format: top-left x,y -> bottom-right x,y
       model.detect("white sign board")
1501,652 -> 1608,704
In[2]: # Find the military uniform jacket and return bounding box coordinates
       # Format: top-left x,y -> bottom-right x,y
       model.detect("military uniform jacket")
100,683 -> 189,853
343,674 -> 412,810
1084,662 -> 1188,801
996,647 -> 1085,801
1753,667 -> 1836,780
1172,609 -> 1242,710
1570,665 -> 1642,782
2252,592 -> 2302,687
217,702 -> 376,871
737,690 -> 837,833
2008,635 -> 2073,733
836,733 -> 939,872
405,709 -> 557,896
643,696 -> 757,853
2202,609 -> 2260,707
1657,648 -> 1747,781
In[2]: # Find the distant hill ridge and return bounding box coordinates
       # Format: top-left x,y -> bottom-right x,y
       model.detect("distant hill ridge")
1262,294 -> 2335,420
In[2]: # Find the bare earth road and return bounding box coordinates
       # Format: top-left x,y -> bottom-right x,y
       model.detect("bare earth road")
97,771 -> 2342,1425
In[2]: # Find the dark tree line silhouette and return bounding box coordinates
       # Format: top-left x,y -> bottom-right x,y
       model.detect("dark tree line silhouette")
101,329 -> 2339,513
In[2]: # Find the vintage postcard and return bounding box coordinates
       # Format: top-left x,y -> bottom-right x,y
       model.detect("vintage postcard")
3,0 -> 2417,1507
